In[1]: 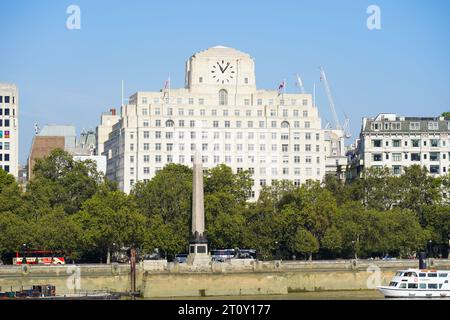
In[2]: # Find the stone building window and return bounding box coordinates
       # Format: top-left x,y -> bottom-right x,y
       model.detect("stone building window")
219,89 -> 228,106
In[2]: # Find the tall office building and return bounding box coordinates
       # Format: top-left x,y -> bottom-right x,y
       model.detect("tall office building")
0,83 -> 19,178
357,113 -> 450,176
103,46 -> 326,197
96,108 -> 120,156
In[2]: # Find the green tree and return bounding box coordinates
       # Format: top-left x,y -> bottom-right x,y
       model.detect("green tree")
290,229 -> 319,260
204,164 -> 253,204
359,167 -> 400,211
0,212 -> 32,260
242,203 -> 285,260
422,204 -> 450,247
205,192 -> 245,249
281,182 -> 337,245
28,149 -> 107,214
73,191 -> 147,262
31,208 -> 83,256
132,164 -> 192,258
372,209 -> 428,258
334,201 -> 369,258
0,169 -> 25,214
397,165 -> 442,224
321,226 -> 344,256
323,174 -> 348,206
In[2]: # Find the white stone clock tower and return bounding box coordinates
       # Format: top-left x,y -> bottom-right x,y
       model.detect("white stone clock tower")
185,45 -> 256,105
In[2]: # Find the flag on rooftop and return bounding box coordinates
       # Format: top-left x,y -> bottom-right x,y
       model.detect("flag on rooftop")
277,80 -> 285,96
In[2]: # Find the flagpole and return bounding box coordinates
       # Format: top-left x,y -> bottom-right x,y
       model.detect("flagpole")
313,82 -> 316,107
121,80 -> 124,107
168,74 -> 171,105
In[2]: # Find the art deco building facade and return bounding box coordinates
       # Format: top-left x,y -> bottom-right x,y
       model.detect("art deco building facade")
0,83 -> 19,178
103,46 -> 326,197
359,113 -> 450,176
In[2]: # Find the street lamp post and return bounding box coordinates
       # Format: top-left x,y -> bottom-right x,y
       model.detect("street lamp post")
427,240 -> 433,258
275,241 -> 279,260
21,244 -> 27,265
447,234 -> 450,259
351,240 -> 357,260
112,243 -> 117,263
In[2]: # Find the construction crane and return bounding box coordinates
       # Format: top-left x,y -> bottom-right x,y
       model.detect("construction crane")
319,66 -> 342,131
342,113 -> 352,139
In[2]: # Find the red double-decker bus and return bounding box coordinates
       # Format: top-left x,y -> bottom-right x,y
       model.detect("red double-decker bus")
13,250 -> 65,265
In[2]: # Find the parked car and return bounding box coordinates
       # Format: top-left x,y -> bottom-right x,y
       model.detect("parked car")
235,249 -> 257,259
175,254 -> 188,263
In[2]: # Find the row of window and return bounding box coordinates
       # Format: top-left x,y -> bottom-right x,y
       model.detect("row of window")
371,121 -> 448,131
133,131 -> 321,141
142,119 -> 313,129
0,119 -> 11,127
141,107 -> 310,118
372,152 -> 450,162
372,138 -> 446,148
0,142 -> 11,150
129,164 -> 321,178
372,165 -> 445,175
129,143 -> 322,153
0,96 -> 12,103
397,271 -> 448,278
0,108 -> 12,116
0,131 -> 11,138
0,154 -> 10,161
132,154 -> 322,165
141,97 -> 310,107
390,282 -> 446,289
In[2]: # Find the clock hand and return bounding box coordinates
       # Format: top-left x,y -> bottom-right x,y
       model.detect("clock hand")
222,63 -> 230,73
217,62 -> 225,73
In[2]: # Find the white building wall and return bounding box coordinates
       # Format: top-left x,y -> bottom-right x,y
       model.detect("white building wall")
0,83 -> 19,178
73,155 -> 107,175
360,114 -> 450,176
103,46 -> 327,198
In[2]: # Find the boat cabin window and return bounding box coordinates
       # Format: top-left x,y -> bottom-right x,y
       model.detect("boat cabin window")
407,283 -> 418,289
399,283 -> 407,289
395,272 -> 403,277
419,273 -> 427,277
389,282 -> 398,287
428,273 -> 437,278
439,273 -> 448,277
403,272 -> 417,277
439,284 -> 443,289
419,284 -> 426,289
428,284 -> 438,289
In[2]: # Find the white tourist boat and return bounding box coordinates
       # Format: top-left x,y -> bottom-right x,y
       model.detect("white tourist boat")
377,268 -> 450,298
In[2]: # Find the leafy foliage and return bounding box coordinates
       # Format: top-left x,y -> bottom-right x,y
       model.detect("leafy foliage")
0,152 -> 448,263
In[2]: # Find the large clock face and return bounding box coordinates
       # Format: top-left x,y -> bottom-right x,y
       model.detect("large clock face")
210,60 -> 235,84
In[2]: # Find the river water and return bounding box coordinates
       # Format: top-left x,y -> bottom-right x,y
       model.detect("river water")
150,290 -> 386,300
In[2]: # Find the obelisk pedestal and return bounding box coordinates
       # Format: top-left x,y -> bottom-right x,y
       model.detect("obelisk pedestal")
186,151 -> 210,266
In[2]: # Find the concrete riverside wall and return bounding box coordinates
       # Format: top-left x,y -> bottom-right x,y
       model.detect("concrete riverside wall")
1,259 -> 449,298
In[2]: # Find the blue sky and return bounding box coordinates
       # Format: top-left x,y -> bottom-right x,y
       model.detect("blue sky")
1,0 -> 449,164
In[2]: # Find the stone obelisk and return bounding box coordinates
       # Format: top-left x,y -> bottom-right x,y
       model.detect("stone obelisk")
187,151 -> 209,266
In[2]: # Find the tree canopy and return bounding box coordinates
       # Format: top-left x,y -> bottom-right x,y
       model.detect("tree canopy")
0,150 -> 448,263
